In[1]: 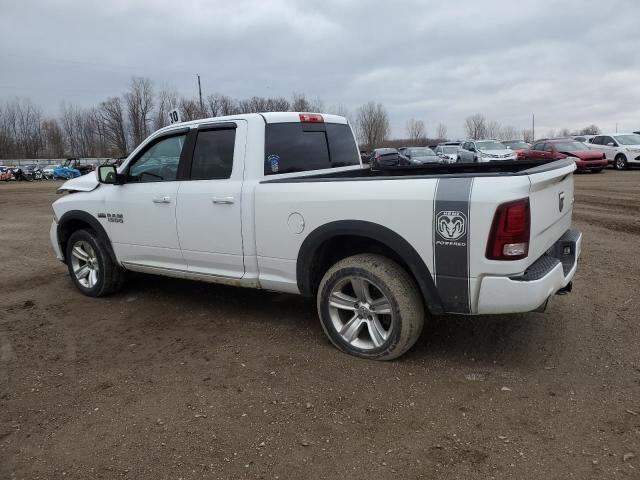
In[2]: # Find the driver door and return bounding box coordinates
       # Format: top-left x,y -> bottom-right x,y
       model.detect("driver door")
102,129 -> 189,271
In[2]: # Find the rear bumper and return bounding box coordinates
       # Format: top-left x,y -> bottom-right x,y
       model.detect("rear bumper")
476,229 -> 582,314
50,220 -> 64,261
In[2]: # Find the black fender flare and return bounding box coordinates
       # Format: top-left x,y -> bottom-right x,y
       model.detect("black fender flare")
57,210 -> 117,263
296,220 -> 444,314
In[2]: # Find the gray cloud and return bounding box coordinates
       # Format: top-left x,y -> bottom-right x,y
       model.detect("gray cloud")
1,0 -> 639,138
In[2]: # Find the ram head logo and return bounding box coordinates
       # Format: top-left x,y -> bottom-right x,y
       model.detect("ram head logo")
436,210 -> 467,241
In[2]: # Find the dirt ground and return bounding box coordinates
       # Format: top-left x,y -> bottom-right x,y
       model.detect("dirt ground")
1,170 -> 639,480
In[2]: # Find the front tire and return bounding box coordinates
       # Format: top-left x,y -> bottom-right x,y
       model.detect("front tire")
317,254 -> 425,360
65,229 -> 125,297
614,154 -> 627,170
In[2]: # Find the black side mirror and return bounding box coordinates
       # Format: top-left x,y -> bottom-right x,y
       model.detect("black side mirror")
98,165 -> 120,184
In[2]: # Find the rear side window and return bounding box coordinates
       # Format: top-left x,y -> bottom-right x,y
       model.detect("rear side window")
264,122 -> 359,175
191,128 -> 236,180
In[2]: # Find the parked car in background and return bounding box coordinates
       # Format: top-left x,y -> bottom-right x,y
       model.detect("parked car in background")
0,166 -> 14,181
402,147 -> 442,165
502,140 -> 531,159
369,148 -> 410,170
588,133 -> 640,170
457,140 -> 517,163
42,165 -> 57,179
525,139 -> 607,172
434,144 -> 459,163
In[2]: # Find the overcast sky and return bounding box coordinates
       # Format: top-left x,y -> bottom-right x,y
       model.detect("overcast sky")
1,0 -> 639,138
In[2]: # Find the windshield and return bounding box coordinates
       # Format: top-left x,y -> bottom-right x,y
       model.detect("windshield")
553,142 -> 590,152
476,141 -> 506,151
406,148 -> 436,156
614,134 -> 640,145
503,141 -> 529,149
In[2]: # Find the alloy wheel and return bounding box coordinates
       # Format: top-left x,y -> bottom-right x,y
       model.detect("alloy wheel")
70,240 -> 99,289
327,276 -> 394,350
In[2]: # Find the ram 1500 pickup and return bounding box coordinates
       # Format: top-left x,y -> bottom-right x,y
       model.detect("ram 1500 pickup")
50,112 -> 582,360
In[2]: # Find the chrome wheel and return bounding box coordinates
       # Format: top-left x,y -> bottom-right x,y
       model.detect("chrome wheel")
70,240 -> 99,289
328,276 -> 394,350
616,156 -> 626,170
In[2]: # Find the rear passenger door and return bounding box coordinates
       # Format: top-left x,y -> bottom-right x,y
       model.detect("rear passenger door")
175,121 -> 246,278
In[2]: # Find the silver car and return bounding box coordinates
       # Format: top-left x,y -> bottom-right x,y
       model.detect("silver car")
457,140 -> 517,163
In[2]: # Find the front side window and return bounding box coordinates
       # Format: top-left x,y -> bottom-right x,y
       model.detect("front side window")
128,134 -> 185,182
191,128 -> 236,180
601,136 -> 616,146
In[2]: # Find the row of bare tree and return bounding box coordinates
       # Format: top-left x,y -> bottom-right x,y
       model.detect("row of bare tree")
0,77 -> 355,159
0,77 -> 604,159
463,113 -> 600,142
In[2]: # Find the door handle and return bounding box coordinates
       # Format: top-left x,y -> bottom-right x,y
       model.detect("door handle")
152,196 -> 172,204
211,196 -> 235,205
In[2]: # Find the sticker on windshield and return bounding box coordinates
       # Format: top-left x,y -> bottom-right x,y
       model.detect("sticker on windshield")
267,154 -> 280,173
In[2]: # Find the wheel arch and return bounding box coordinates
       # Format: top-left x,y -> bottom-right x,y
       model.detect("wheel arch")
57,210 -> 117,263
296,220 -> 444,315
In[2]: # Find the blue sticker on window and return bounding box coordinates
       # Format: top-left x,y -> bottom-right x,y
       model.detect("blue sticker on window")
268,154 -> 279,173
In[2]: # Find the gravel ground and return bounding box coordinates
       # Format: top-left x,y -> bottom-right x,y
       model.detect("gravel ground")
1,170 -> 639,479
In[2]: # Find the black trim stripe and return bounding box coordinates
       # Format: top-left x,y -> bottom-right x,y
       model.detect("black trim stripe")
433,177 -> 474,313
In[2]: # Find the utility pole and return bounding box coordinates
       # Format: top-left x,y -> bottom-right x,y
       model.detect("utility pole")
197,74 -> 204,113
532,113 -> 535,141
616,123 -> 618,133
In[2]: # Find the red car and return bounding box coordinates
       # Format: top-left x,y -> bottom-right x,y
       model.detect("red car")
525,139 -> 607,172
502,140 -> 530,159
0,167 -> 14,181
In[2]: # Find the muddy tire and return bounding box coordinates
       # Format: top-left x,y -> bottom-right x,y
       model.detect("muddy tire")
65,229 -> 125,297
317,254 -> 425,360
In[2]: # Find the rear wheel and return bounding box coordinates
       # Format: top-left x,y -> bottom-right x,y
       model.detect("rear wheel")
614,154 -> 627,170
317,254 -> 425,360
66,229 -> 125,297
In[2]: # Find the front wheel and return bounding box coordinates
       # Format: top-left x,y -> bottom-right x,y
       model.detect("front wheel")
614,154 -> 627,170
65,229 -> 125,297
317,254 -> 425,360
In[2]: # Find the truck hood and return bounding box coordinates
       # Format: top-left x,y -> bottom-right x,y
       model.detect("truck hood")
57,171 -> 99,193
559,150 -> 604,160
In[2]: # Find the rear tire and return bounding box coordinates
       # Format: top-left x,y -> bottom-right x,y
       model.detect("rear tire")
65,229 -> 125,297
317,254 -> 425,360
614,154 -> 627,170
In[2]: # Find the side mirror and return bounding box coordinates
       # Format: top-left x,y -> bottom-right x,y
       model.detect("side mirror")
607,142 -> 615,146
98,165 -> 119,184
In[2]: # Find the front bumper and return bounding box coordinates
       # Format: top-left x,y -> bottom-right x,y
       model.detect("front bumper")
476,229 -> 582,314
50,220 -> 64,261
575,159 -> 607,170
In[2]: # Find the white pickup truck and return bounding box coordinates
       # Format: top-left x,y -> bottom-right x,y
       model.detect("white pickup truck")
50,112 -> 582,360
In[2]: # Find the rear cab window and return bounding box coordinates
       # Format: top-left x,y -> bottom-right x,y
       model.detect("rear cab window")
264,122 -> 359,175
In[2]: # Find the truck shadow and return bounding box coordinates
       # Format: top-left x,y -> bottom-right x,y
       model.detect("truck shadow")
122,273 -> 552,367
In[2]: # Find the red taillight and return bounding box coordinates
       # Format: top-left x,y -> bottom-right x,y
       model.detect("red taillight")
299,113 -> 324,123
486,198 -> 530,260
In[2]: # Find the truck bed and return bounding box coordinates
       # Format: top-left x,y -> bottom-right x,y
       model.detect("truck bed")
262,159 -> 573,183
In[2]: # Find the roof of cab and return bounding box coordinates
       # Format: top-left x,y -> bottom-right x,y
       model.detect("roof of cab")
155,112 -> 348,137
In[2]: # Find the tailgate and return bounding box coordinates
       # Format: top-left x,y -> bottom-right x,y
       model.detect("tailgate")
526,160 -> 576,264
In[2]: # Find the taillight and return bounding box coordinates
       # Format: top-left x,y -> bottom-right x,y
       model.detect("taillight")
486,198 -> 530,260
299,113 -> 323,123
